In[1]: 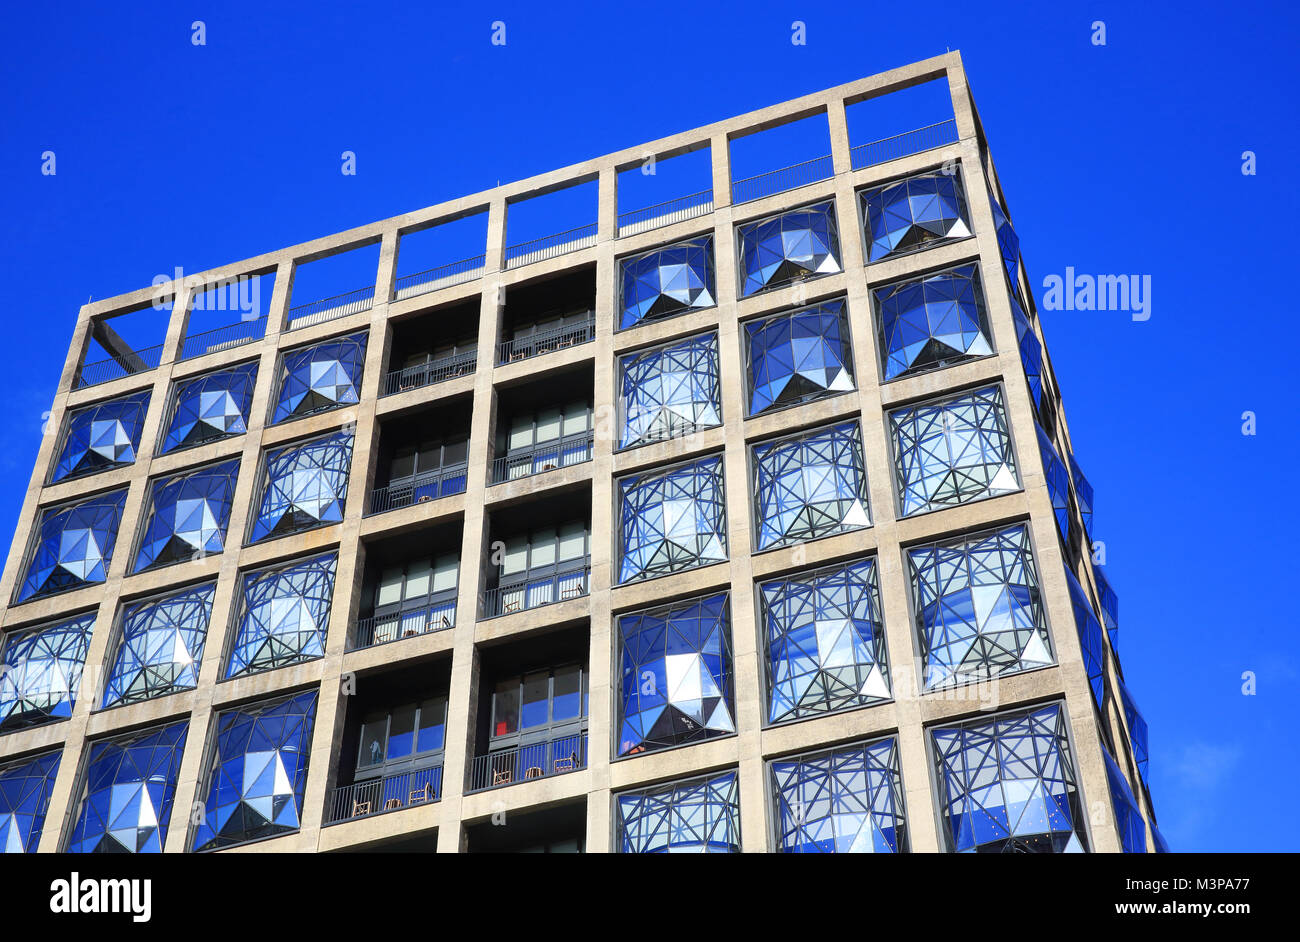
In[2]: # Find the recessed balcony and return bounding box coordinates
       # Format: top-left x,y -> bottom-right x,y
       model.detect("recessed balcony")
350,522 -> 462,651
469,632 -> 589,793
325,661 -> 450,825
366,397 -> 471,516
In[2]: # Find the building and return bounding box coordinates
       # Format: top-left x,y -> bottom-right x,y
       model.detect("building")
0,52 -> 1161,854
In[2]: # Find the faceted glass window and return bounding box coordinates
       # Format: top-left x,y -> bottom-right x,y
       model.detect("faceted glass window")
1010,291 -> 1046,414
1104,750 -> 1147,853
1118,679 -> 1150,792
737,201 -> 841,297
617,593 -> 734,756
250,430 -> 353,544
760,557 -> 890,724
1096,567 -> 1119,652
617,456 -> 727,584
907,523 -> 1053,691
874,263 -> 993,381
0,613 -> 94,733
160,362 -> 257,454
192,689 -> 318,852
133,459 -> 241,573
751,421 -> 870,551
616,770 -> 740,853
1036,425 -> 1074,547
618,236 -> 716,330
103,583 -> 215,708
67,721 -> 188,854
989,197 -> 1023,298
0,751 -> 60,853
1153,825 -> 1171,853
860,169 -> 971,262
1069,452 -> 1094,536
1065,569 -> 1107,714
51,391 -> 151,483
890,385 -> 1019,517
931,702 -> 1088,853
618,333 -> 722,449
744,299 -> 854,416
771,737 -> 907,853
226,553 -> 337,678
270,331 -> 367,424
16,490 -> 128,604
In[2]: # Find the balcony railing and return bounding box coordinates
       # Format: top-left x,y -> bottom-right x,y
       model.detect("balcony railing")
850,118 -> 959,170
352,598 -> 457,649
497,314 -> 596,365
381,350 -> 477,397
367,464 -> 469,515
76,343 -> 165,389
286,285 -> 375,330
483,565 -> 590,619
468,732 -> 587,793
505,223 -> 597,269
178,316 -> 269,361
490,431 -> 594,485
617,189 -> 714,237
731,154 -> 834,205
394,255 -> 486,301
325,764 -> 443,825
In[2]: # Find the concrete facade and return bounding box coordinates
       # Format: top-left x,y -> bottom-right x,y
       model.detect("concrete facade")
0,51 -> 1157,854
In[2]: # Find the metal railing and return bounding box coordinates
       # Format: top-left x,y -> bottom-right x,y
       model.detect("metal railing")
367,464 -> 468,515
286,284 -> 375,330
505,223 -> 597,269
382,350 -> 476,397
76,342 -> 166,389
497,314 -> 596,364
353,598 -> 457,649
617,189 -> 714,236
850,119 -> 959,170
731,154 -> 834,205
325,764 -> 443,825
394,255 -> 486,300
468,733 -> 587,793
483,565 -> 590,619
490,430 -> 594,484
178,316 -> 268,361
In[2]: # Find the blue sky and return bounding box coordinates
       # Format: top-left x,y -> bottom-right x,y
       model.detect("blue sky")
2,1 -> 1296,851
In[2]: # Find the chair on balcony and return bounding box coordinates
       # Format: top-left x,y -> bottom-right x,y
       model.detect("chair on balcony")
524,766 -> 544,780
560,584 -> 585,601
492,767 -> 513,786
554,752 -> 579,773
384,797 -> 403,810
409,782 -> 433,804
352,800 -> 371,817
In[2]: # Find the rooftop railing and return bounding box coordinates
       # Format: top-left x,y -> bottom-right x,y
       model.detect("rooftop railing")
490,430 -> 594,485
394,255 -> 486,301
850,118 -> 959,170
75,342 -> 165,389
497,314 -> 596,365
617,189 -> 714,237
325,764 -> 443,825
483,565 -> 590,619
382,350 -> 477,397
731,154 -> 834,205
505,223 -> 597,269
286,284 -> 375,330
352,597 -> 457,650
468,732 -> 587,793
178,316 -> 269,361
366,463 -> 469,516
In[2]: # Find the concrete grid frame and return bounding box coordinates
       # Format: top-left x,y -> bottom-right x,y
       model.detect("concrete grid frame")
0,50 -> 1155,854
